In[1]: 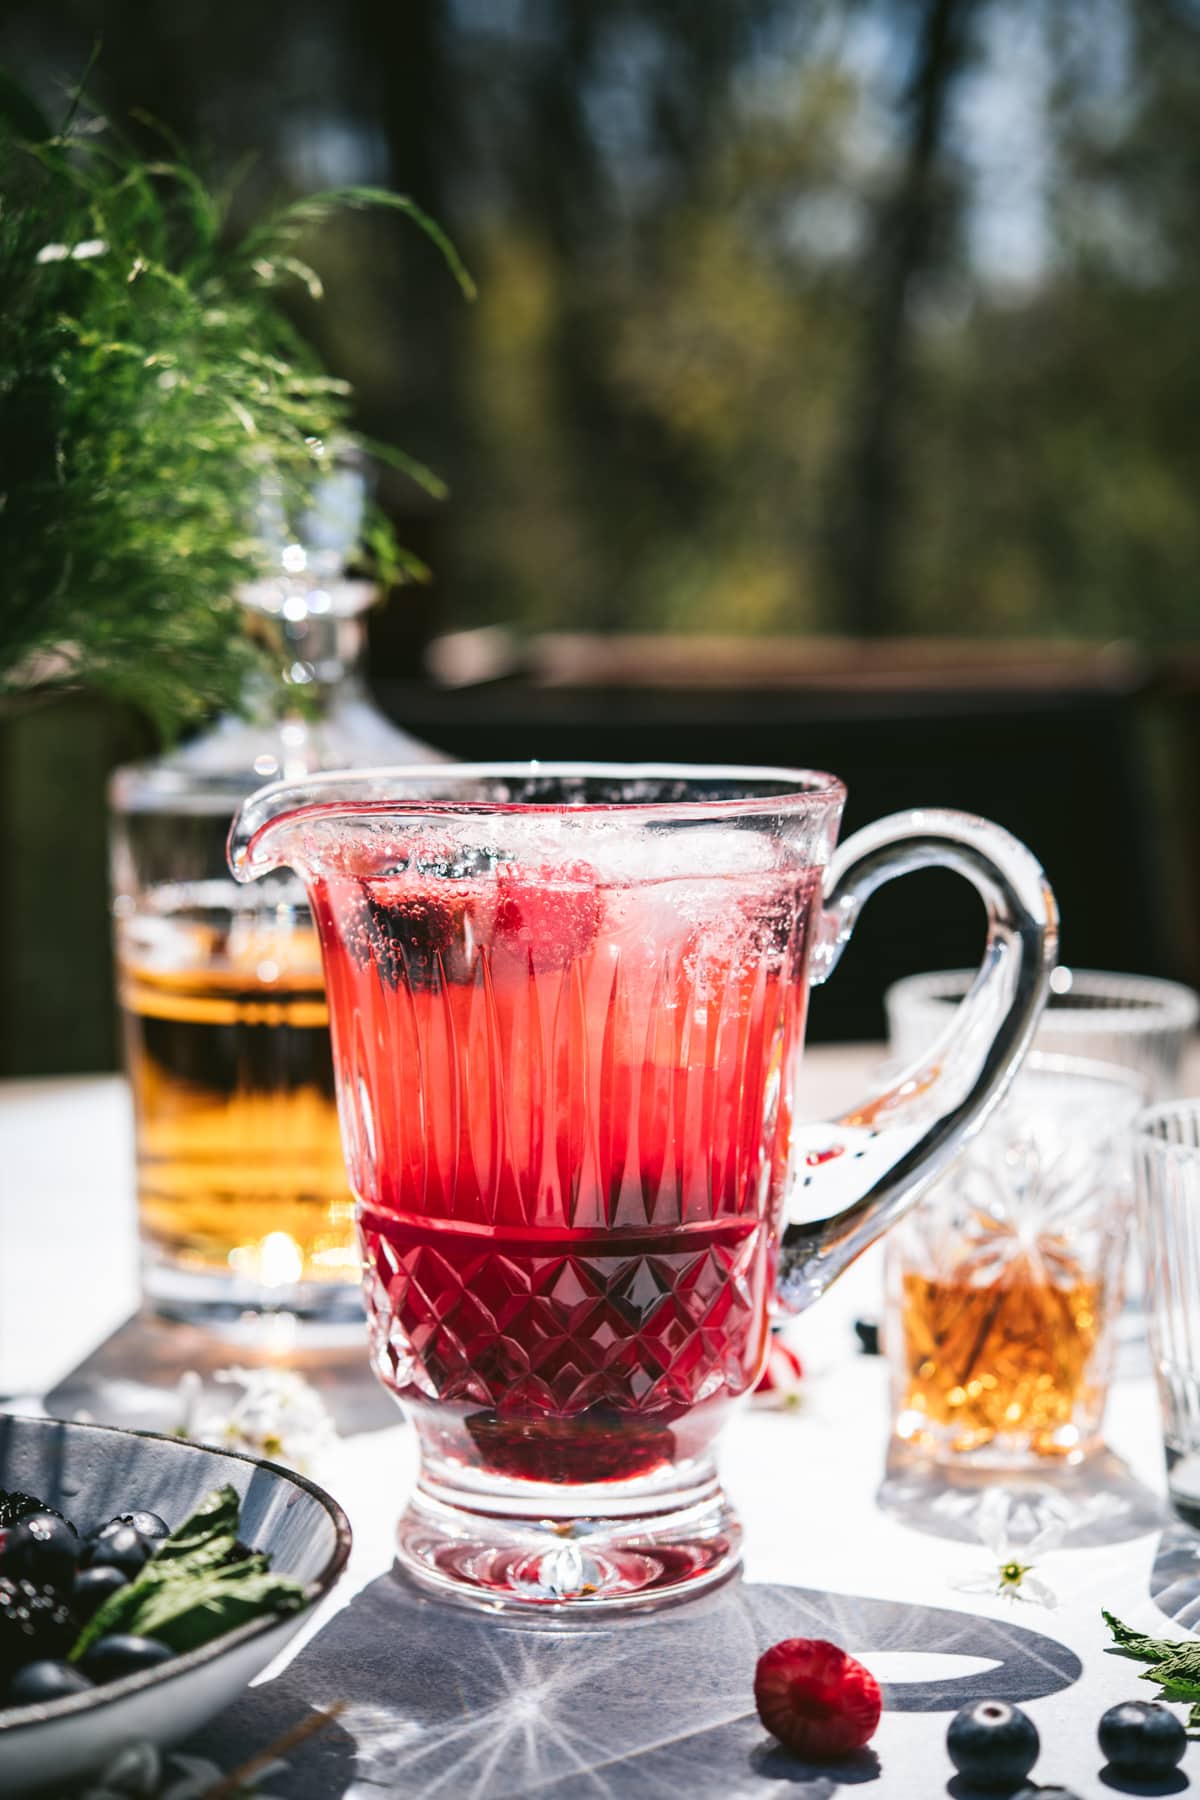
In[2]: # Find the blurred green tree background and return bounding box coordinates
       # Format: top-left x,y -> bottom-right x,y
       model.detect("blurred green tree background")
5,0 -> 1198,648
5,0 -> 1200,1076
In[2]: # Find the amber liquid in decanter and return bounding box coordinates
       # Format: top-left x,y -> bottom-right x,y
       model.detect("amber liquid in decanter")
120,908 -> 354,1290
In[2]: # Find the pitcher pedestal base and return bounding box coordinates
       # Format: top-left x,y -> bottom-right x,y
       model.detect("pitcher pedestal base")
395,1460 -> 742,1614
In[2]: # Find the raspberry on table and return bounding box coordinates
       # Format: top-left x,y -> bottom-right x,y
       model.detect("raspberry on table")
754,1637 -> 882,1759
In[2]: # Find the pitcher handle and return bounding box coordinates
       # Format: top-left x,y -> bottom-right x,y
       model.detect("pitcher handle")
777,809 -> 1058,1313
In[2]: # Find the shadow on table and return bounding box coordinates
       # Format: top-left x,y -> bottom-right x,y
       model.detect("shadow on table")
877,1439 -> 1165,1549
951,1777 -> 1190,1800
44,1308 -> 397,1437
189,1572 -> 1081,1799
1149,1517 -> 1200,1636
953,1754 -> 1189,1799
1098,1770 -> 1189,1796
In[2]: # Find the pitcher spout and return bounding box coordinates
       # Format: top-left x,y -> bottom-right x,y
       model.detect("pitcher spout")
228,765 -> 447,881
227,775 -> 314,882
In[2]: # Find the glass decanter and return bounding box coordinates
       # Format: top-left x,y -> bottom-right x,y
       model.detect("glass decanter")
110,462 -> 446,1330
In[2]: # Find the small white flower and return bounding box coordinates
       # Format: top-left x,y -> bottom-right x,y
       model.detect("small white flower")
954,1487 -> 1066,1609
170,1366 -> 336,1475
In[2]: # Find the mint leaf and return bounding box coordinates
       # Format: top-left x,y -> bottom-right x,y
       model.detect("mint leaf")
1142,1647 -> 1200,1690
70,1484 -> 305,1662
71,1483 -> 242,1658
150,1483 -> 242,1566
1102,1609 -> 1183,1662
1102,1613 -> 1200,1711
120,1561 -> 306,1652
1152,1677 -> 1200,1703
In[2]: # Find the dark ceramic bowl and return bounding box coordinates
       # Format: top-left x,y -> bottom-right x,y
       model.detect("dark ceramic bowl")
0,1413 -> 351,1795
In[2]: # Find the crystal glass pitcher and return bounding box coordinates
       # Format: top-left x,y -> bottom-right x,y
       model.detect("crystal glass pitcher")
229,763 -> 1057,1610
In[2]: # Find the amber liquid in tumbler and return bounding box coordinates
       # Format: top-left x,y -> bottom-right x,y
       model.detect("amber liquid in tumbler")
898,1262 -> 1105,1457
120,917 -> 357,1292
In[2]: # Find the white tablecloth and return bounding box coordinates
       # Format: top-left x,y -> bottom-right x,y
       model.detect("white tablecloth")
2,1051 -> 1199,1799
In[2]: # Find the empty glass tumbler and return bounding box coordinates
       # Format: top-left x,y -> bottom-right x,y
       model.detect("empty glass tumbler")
887,967 -> 1198,1102
1136,1102 -> 1200,1525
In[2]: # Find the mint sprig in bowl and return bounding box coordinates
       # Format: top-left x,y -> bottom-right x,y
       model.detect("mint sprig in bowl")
0,1414 -> 351,1796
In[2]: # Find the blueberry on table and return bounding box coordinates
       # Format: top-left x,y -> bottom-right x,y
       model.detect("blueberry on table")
946,1700 -> 1040,1787
3,1659 -> 94,1706
72,1564 -> 129,1620
84,1525 -> 151,1579
79,1635 -> 174,1683
1,1513 -> 81,1591
1099,1700 -> 1187,1774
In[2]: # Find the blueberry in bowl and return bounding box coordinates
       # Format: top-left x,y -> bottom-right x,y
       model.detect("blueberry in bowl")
72,1566 -> 131,1621
4,1661 -> 93,1707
